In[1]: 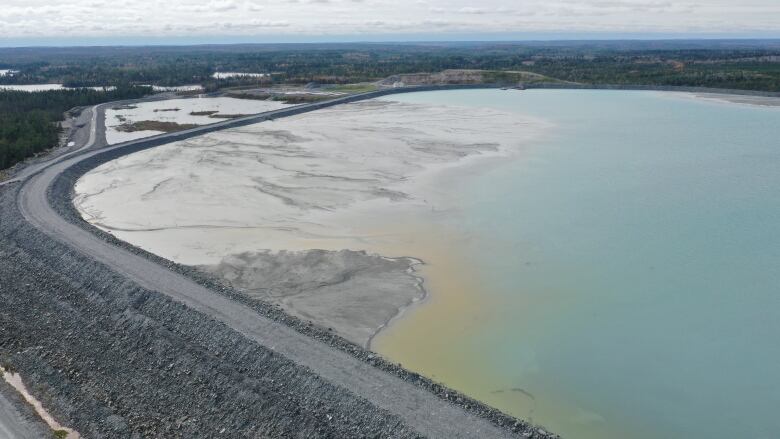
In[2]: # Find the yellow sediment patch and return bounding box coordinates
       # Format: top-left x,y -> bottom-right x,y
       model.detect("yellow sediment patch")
361,220 -> 632,439
346,217 -> 503,379
360,222 -> 509,377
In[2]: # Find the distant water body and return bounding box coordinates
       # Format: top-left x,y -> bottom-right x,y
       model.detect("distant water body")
374,90 -> 780,439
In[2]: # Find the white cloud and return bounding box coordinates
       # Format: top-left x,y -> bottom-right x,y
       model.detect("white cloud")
0,0 -> 777,38
457,7 -> 485,14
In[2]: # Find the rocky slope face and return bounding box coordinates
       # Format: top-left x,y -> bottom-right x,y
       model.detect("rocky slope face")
0,186 -> 418,438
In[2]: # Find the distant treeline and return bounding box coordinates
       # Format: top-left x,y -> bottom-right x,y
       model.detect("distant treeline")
0,86 -> 150,170
0,41 -> 779,91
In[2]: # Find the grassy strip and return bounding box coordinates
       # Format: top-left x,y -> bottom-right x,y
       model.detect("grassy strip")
325,83 -> 377,93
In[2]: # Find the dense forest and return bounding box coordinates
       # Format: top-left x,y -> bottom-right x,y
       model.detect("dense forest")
0,40 -> 779,91
0,86 -> 150,170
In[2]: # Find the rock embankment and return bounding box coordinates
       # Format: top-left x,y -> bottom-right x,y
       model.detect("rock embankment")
0,186 -> 420,438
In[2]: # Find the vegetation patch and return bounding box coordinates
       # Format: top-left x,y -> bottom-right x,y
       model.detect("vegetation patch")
0,86 -> 151,170
0,358 -> 13,374
225,91 -> 272,100
190,110 -> 219,116
116,120 -> 198,133
176,89 -> 204,97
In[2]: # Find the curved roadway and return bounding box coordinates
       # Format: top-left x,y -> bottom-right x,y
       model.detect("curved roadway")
12,87 -> 534,438
0,103 -> 99,187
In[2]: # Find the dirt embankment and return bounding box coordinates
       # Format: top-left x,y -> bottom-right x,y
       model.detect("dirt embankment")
227,90 -> 333,104
376,69 -> 548,87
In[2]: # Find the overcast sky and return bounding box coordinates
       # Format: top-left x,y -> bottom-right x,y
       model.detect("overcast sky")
1,0 -> 779,43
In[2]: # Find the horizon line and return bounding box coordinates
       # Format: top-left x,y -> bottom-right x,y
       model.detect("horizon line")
2,32 -> 780,48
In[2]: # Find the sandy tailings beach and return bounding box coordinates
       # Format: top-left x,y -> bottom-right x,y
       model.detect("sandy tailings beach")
104,97 -> 291,144
75,96 -> 546,347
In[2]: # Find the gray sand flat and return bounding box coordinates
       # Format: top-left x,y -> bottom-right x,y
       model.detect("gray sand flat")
73,97 -> 542,351
203,249 -> 424,347
695,93 -> 780,107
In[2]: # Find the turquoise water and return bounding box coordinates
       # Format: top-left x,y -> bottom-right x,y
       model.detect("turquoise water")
388,90 -> 780,439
